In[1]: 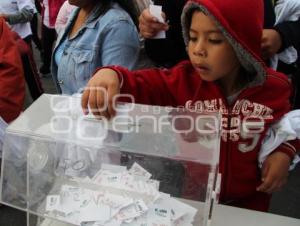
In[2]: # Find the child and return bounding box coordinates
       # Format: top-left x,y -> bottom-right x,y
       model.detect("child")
81,0 -> 298,211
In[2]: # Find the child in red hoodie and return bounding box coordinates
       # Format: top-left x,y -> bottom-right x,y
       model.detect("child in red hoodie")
81,0 -> 298,211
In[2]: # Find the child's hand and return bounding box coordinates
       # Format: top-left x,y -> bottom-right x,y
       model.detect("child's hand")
256,152 -> 290,194
81,68 -> 120,119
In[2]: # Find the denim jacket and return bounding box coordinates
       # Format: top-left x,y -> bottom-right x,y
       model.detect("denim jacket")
51,3 -> 140,94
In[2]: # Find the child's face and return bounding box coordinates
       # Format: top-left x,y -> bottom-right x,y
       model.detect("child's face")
188,11 -> 241,84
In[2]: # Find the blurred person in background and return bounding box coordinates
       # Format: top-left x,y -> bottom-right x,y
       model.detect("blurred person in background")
55,0 -> 76,35
139,0 -> 188,68
0,0 -> 35,44
0,18 -> 25,123
51,0 -> 140,95
0,0 -> 43,100
30,0 -> 42,51
262,0 -> 300,109
39,0 -> 65,75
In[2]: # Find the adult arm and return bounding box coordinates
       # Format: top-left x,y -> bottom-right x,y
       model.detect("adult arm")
2,0 -> 35,24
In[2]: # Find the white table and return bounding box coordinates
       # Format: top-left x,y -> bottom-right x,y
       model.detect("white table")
213,204 -> 300,226
184,199 -> 300,226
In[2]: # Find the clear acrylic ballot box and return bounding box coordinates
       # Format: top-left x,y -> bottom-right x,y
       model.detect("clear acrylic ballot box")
0,94 -> 221,226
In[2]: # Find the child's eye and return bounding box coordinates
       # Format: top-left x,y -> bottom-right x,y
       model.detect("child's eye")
208,39 -> 223,44
189,37 -> 197,42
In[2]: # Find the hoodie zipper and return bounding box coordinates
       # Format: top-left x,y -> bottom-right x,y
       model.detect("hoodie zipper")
219,86 -> 263,202
191,80 -> 263,201
219,96 -> 231,201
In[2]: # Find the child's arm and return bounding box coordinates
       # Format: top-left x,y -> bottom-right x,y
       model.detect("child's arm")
81,63 -> 188,118
257,140 -> 300,193
256,147 -> 291,194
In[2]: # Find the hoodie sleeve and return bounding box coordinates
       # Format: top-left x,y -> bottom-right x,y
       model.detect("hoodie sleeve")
109,66 -> 178,106
0,19 -> 25,123
273,140 -> 300,158
264,69 -> 292,122
95,61 -> 195,107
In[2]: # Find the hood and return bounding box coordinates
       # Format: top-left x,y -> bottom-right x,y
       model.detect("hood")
181,0 -> 266,86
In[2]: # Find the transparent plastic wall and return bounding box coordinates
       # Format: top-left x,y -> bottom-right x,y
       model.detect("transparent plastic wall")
0,94 -> 221,226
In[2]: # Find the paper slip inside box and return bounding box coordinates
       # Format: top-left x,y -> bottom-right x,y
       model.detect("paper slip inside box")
91,163 -> 160,199
45,163 -> 197,225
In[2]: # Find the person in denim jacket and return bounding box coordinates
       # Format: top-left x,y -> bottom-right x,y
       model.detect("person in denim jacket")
52,0 -> 140,94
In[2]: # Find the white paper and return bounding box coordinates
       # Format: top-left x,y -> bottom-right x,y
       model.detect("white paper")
121,214 -> 147,226
88,218 -> 121,226
44,161 -> 197,226
101,193 -> 133,216
101,163 -> 127,173
149,4 -> 166,39
46,195 -> 61,212
146,204 -> 171,226
56,211 -> 81,225
114,200 -> 148,222
79,201 -> 111,223
129,163 -> 152,180
156,196 -> 197,222
149,5 -> 164,23
147,179 -> 160,190
60,185 -> 88,214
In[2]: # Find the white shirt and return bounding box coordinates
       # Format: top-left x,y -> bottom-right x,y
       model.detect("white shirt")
0,0 -> 33,38
260,110 -> 300,170
42,0 -> 54,28
55,1 -> 76,35
30,0 -> 37,13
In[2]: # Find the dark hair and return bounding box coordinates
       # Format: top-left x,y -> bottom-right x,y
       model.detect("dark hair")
185,8 -> 255,85
185,8 -> 202,40
93,0 -> 139,28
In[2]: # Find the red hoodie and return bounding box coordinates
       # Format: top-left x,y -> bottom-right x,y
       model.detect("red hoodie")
96,0 -> 297,211
0,18 -> 25,123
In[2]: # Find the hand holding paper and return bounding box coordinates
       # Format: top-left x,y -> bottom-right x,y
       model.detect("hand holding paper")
149,5 -> 167,39
139,6 -> 169,39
